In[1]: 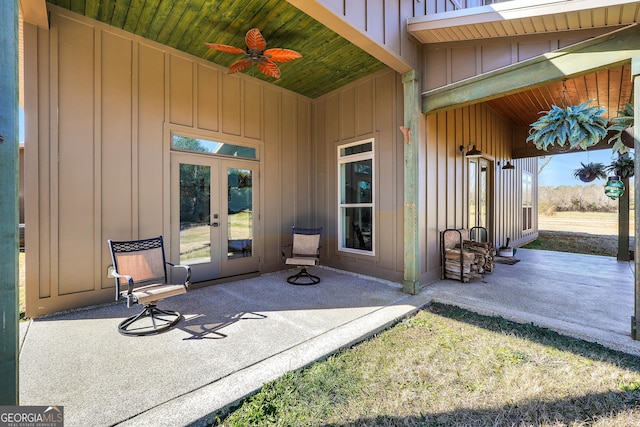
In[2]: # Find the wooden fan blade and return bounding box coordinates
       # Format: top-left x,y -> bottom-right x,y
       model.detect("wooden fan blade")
264,48 -> 302,63
245,28 -> 266,52
228,58 -> 253,74
257,59 -> 281,79
205,43 -> 245,55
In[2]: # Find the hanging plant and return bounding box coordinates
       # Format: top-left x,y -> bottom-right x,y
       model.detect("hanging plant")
573,162 -> 607,182
527,100 -> 608,151
606,153 -> 635,179
607,103 -> 634,155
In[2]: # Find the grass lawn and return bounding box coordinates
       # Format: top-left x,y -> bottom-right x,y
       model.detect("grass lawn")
215,304 -> 640,426
523,230 -> 620,256
524,211 -> 634,257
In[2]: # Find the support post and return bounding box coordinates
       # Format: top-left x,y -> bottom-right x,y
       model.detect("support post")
402,70 -> 421,294
617,177 -> 630,261
0,0 -> 20,404
633,56 -> 640,340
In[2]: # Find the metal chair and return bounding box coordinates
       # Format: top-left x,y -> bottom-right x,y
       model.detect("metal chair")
108,236 -> 191,336
282,227 -> 322,285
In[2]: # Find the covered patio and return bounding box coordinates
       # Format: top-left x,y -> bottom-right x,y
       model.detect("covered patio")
19,249 -> 639,427
4,0 -> 640,412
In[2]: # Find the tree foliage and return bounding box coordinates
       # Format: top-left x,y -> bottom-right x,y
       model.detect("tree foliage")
538,184 -> 630,214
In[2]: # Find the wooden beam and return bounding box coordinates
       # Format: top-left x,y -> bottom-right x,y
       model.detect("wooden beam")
286,0 -> 414,74
617,178 -> 630,262
402,70 -> 421,294
633,55 -> 640,340
407,0 -> 637,33
423,25 -> 640,114
19,0 -> 48,28
0,0 -> 20,405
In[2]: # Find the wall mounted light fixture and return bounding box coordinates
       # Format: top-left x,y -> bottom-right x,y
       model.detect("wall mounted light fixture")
459,143 -> 482,158
501,161 -> 515,170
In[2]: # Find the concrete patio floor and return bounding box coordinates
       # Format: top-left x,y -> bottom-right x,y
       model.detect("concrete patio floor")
18,249 -> 640,426
429,248 -> 640,356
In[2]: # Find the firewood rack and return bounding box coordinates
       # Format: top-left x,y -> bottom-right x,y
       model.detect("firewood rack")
440,226 -> 494,282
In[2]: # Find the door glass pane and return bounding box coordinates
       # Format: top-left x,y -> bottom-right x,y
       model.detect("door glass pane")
468,160 -> 477,226
479,160 -> 488,228
227,168 -> 253,259
179,164 -> 211,264
342,207 -> 372,251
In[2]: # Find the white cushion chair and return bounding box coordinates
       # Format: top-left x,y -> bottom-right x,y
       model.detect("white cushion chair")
282,227 -> 322,285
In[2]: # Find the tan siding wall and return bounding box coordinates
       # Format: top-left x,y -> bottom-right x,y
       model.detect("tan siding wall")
313,69 -> 404,281
25,6 -> 538,316
423,29 -> 613,91
295,0 -> 417,71
313,70 -> 536,284
137,44 -> 166,240
24,6 -> 312,317
423,104 -> 537,281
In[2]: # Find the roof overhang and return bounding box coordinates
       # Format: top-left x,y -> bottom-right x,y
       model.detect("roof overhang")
408,0 -> 640,43
20,0 -> 47,28
422,24 -> 640,115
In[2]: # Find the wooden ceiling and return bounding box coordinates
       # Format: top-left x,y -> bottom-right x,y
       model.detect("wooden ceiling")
487,63 -> 633,127
43,0 -> 635,123
47,0 -> 386,99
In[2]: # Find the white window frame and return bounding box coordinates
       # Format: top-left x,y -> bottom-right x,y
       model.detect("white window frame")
337,139 -> 375,256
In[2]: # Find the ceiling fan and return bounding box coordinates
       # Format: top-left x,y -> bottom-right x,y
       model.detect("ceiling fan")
205,28 -> 302,79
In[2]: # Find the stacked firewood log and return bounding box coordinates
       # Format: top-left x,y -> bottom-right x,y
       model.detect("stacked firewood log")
442,231 -> 495,282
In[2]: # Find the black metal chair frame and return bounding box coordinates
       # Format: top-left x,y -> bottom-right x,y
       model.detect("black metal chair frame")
282,226 -> 322,285
108,236 -> 191,336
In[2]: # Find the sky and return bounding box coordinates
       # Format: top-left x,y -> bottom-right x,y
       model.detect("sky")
537,149 -> 633,187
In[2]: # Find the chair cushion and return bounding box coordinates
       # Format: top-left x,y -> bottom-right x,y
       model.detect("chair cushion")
292,233 -> 321,256
286,257 -> 318,266
132,283 -> 187,305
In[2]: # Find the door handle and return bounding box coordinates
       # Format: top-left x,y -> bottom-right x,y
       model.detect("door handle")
211,222 -> 219,227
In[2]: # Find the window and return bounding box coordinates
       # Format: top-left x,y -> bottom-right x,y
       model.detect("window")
171,135 -> 257,160
338,140 -> 374,254
522,171 -> 533,231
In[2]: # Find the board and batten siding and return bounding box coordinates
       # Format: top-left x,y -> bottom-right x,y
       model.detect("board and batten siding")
23,5 -> 313,317
424,103 -> 537,283
423,28 -> 617,91
312,69 -> 537,284
288,0 -> 420,73
312,69 -> 405,282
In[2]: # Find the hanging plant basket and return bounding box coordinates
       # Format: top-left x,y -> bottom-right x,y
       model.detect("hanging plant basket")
607,103 -> 635,154
573,162 -> 607,182
527,100 -> 608,151
620,126 -> 635,149
606,154 -> 635,179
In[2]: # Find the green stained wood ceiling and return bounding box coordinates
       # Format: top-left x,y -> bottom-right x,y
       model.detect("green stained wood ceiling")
49,0 -> 386,99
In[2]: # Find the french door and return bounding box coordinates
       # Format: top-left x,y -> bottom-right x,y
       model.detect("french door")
171,152 -> 259,283
468,157 -> 492,237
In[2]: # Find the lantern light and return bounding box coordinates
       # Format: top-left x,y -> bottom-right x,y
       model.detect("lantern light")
604,175 -> 625,200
